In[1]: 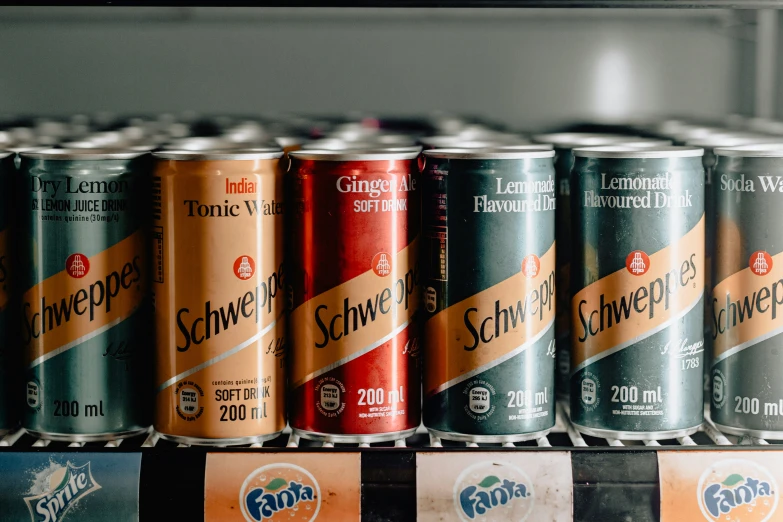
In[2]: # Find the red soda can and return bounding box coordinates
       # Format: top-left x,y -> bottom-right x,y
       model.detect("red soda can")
288,148 -> 422,442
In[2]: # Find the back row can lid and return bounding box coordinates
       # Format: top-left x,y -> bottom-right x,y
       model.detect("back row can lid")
532,133 -> 636,148
153,148 -> 284,160
289,147 -> 422,161
714,143 -> 783,157
20,148 -> 151,160
421,147 -> 555,160
572,146 -> 704,159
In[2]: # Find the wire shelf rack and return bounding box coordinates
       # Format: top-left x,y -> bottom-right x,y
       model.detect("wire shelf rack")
0,402 -> 775,451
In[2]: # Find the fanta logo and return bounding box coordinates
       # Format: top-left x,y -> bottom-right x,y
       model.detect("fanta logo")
23,462 -> 101,522
240,463 -> 321,522
750,251 -> 773,276
626,250 -> 650,276
698,459 -> 779,522
453,462 -> 534,522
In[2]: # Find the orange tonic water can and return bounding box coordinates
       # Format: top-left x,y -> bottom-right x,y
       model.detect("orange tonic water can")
152,148 -> 287,445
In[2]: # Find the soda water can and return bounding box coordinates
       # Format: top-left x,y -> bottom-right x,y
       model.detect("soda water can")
153,149 -> 286,445
532,133 -> 632,399
570,146 -> 705,439
19,149 -> 152,441
0,151 -> 14,435
710,144 -> 783,437
690,135 -> 783,401
421,148 -> 557,442
288,148 -> 422,443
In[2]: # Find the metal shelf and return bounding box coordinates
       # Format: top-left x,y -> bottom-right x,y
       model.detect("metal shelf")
0,402 -> 775,451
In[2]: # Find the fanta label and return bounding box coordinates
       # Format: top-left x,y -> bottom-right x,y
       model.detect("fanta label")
240,464 -> 319,521
417,452 -> 572,522
204,453 -> 360,521
659,451 -> 783,522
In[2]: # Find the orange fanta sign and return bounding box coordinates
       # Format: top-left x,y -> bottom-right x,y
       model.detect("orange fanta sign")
659,451 -> 783,522
204,453 -> 360,522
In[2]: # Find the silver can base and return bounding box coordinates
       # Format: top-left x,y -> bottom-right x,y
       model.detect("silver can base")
293,427 -> 417,443
157,430 -> 284,447
427,427 -> 553,444
712,422 -> 783,440
25,427 -> 150,443
571,422 -> 702,441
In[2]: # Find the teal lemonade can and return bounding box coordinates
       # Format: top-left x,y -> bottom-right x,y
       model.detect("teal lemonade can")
421,147 -> 557,442
569,146 -> 705,439
18,149 -> 152,441
0,151 -> 15,435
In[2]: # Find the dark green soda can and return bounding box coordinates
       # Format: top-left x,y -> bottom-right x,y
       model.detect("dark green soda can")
688,135 -> 783,403
710,144 -> 783,438
0,151 -> 15,435
18,149 -> 152,441
570,146 -> 705,439
421,148 -> 557,442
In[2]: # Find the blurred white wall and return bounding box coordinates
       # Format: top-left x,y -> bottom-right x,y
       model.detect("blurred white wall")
0,8 -> 744,128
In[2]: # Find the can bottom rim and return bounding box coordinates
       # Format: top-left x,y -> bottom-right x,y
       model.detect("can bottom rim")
156,430 -> 284,447
427,427 -> 553,443
25,427 -> 150,443
571,422 -> 702,441
712,422 -> 783,440
293,427 -> 417,443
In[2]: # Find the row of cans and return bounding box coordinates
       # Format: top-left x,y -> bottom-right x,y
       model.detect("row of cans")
1,118 -> 783,443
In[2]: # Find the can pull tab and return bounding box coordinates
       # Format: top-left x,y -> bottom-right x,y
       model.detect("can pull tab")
418,154 -> 426,173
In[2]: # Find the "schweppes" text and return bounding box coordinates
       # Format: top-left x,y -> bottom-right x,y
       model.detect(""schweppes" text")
463,270 -> 555,351
577,254 -> 698,343
712,279 -> 783,337
314,267 -> 418,349
176,264 -> 284,352
22,256 -> 142,344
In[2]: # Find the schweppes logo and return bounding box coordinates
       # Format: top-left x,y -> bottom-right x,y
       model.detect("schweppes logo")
290,238 -> 419,388
571,217 -> 704,372
712,250 -> 783,364
425,244 -> 555,397
240,463 -> 321,522
697,459 -> 778,522
21,231 -> 145,367
175,263 -> 284,352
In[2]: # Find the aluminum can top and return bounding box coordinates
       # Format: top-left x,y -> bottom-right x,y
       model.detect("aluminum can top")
573,145 -> 704,159
714,143 -> 783,158
153,148 -> 282,161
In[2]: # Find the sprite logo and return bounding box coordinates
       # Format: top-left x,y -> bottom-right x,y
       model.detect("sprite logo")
697,459 -> 778,522
453,461 -> 534,521
23,462 -> 101,522
239,463 -> 321,522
